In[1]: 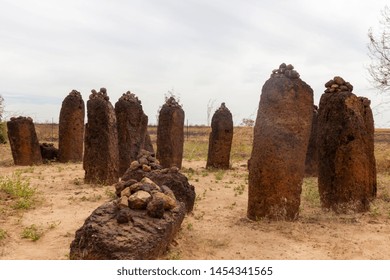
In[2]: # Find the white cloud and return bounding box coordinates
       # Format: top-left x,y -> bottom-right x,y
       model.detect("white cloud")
0,0 -> 389,126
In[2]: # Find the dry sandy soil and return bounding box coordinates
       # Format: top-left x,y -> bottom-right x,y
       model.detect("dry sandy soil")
1,150 -> 390,260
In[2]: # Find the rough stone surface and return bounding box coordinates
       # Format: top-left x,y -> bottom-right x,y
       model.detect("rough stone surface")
317,80 -> 377,213
83,88 -> 119,185
115,91 -> 150,176
247,63 -> 313,221
156,97 -> 185,169
69,200 -> 185,259
7,116 -> 42,165
304,105 -> 319,177
206,103 -> 233,169
119,151 -> 195,213
128,190 -> 152,209
58,90 -> 85,162
40,142 -> 59,161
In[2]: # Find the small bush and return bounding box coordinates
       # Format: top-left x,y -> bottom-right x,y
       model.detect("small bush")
0,173 -> 36,210
21,224 -> 42,241
0,122 -> 7,144
0,228 -> 7,241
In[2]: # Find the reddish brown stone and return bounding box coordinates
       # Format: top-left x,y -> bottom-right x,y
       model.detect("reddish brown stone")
83,88 -> 119,185
304,105 -> 319,177
317,86 -> 376,213
206,103 -> 233,169
58,90 -> 85,162
247,64 -> 313,221
156,97 -> 184,169
115,91 -> 150,176
7,116 -> 42,165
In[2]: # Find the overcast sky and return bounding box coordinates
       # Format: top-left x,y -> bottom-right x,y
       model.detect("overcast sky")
1,0 -> 390,126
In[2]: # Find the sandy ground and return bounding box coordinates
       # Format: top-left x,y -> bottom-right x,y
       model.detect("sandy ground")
1,157 -> 390,260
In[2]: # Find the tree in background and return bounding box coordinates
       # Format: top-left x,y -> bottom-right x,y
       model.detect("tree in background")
368,6 -> 390,92
240,118 -> 254,127
0,95 -> 6,143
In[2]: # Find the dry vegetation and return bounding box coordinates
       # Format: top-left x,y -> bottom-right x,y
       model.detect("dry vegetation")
1,124 -> 390,259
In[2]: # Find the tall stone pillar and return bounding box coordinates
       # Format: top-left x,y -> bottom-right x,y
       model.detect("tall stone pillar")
7,116 -> 42,165
247,63 -> 313,221
83,88 -> 119,185
317,77 -> 376,213
58,90 -> 85,162
304,105 -> 319,177
115,91 -> 149,176
206,103 -> 233,169
156,97 -> 184,169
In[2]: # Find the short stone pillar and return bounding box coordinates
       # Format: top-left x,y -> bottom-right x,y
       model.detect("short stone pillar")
83,88 -> 119,185
58,90 -> 85,162
7,116 -> 42,165
206,103 -> 233,169
115,91 -> 149,176
317,77 -> 377,213
304,105 -> 319,177
247,63 -> 313,221
156,97 -> 184,169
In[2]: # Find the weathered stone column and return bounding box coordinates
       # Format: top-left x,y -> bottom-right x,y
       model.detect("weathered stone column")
304,105 -> 319,177
7,116 -> 42,165
58,90 -> 85,162
83,88 -> 119,185
206,103 -> 233,169
317,77 -> 376,213
115,91 -> 150,176
247,63 -> 313,221
156,97 -> 184,169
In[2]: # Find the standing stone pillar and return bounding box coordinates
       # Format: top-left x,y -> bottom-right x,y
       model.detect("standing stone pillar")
83,88 -> 119,185
359,96 -> 377,198
156,97 -> 184,169
247,63 -> 313,221
58,90 -> 85,162
304,105 -> 319,177
115,91 -> 149,176
317,77 -> 376,213
206,103 -> 233,169
7,116 -> 42,165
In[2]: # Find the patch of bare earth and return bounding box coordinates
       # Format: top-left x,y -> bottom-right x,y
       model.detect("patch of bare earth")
1,142 -> 390,259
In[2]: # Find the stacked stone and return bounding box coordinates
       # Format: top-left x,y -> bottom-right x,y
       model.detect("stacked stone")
247,63 -> 313,221
304,105 -> 319,177
206,102 -> 233,169
324,76 -> 353,93
317,78 -> 376,213
117,149 -> 195,213
7,116 -> 42,165
115,176 -> 178,221
127,149 -> 162,174
156,96 -> 185,169
58,90 -> 85,163
271,63 -> 300,79
115,91 -> 150,176
84,88 -> 119,185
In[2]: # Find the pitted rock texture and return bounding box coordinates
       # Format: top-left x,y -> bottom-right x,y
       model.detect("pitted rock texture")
83,88 -> 119,185
119,149 -> 195,213
247,64 -> 313,221
58,90 -> 85,162
206,103 -> 233,169
304,105 -> 319,177
317,82 -> 376,213
156,97 -> 185,169
7,116 -> 42,166
115,91 -> 151,176
40,142 -> 59,161
69,200 -> 185,260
